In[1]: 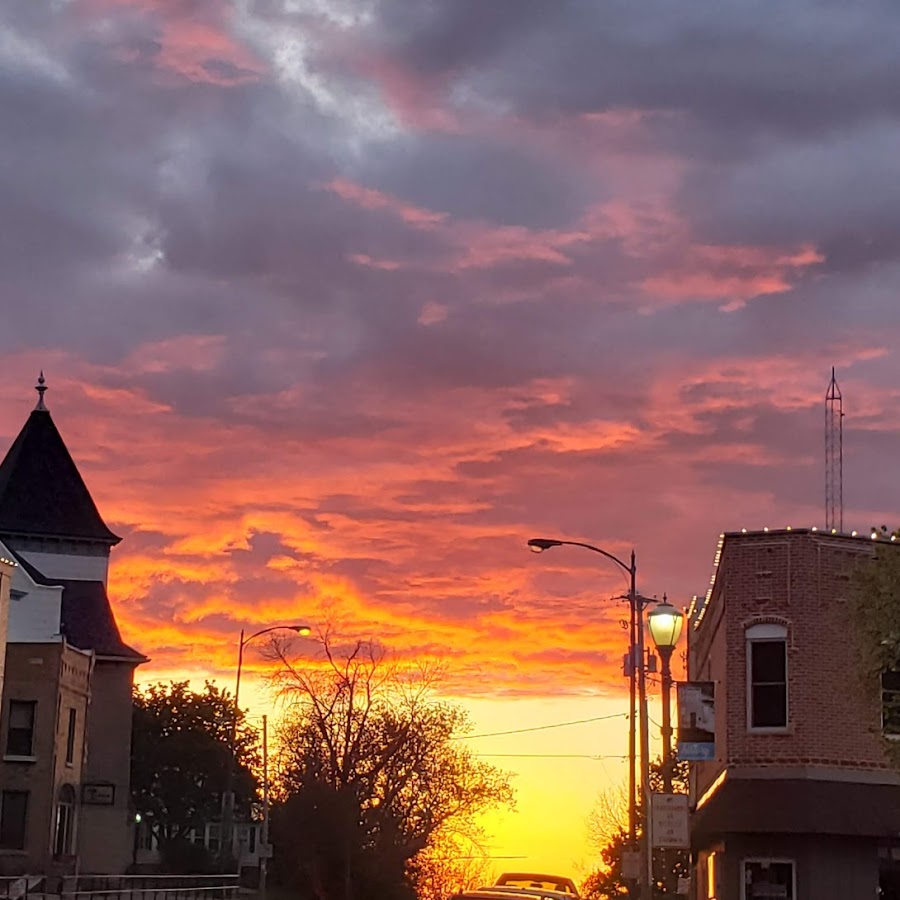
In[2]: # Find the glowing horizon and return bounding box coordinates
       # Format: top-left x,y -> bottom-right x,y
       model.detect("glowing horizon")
5,0 -> 900,881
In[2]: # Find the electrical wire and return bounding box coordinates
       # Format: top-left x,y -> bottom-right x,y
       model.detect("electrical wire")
475,753 -> 629,760
457,711 -> 627,741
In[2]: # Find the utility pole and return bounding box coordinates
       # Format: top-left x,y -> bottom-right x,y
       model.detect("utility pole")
259,715 -> 270,896
635,589 -> 653,900
527,539 -> 652,900
627,582 -> 637,872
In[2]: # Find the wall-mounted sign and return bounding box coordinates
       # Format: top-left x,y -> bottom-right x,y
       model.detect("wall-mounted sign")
82,783 -> 115,805
677,681 -> 715,761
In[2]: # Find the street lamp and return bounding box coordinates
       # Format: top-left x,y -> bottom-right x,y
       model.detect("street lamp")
647,598 -> 683,791
528,537 -> 651,900
222,624 -> 312,868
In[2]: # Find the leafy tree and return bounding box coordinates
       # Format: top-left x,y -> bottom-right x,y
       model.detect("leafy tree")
582,759 -> 690,900
851,535 -> 900,767
268,634 -> 513,900
131,681 -> 260,857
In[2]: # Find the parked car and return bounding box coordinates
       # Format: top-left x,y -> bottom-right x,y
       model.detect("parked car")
494,873 -> 580,896
449,872 -> 580,900
449,891 -> 572,900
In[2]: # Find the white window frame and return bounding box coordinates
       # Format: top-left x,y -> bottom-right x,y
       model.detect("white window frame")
740,857 -> 796,900
746,623 -> 789,732
53,800 -> 73,857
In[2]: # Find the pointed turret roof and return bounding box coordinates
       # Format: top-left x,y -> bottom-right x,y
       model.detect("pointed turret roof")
0,378 -> 120,544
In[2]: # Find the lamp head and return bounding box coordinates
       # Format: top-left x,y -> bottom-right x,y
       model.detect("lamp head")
647,599 -> 684,651
528,538 -> 563,553
291,624 -> 313,637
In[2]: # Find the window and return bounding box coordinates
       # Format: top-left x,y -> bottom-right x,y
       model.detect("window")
747,624 -> 788,730
53,797 -> 74,856
741,859 -> 794,900
883,671 -> 900,736
6,701 -> 36,757
136,821 -> 155,852
0,791 -> 28,850
705,850 -> 719,899
65,709 -> 76,765
206,824 -> 221,854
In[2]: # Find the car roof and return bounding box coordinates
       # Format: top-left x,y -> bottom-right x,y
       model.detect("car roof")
453,885 -> 572,900
495,873 -> 580,894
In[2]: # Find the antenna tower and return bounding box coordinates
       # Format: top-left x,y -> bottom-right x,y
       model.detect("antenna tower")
825,367 -> 843,531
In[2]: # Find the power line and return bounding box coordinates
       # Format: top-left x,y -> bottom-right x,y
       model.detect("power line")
476,753 -> 629,760
458,712 -> 627,741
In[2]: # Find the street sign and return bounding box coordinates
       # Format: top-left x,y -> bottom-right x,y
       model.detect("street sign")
621,849 -> 640,880
651,792 -> 689,848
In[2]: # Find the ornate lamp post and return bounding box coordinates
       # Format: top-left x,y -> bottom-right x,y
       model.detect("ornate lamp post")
647,598 -> 683,791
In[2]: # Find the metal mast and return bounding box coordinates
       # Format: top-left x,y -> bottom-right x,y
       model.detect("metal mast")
825,367 -> 843,532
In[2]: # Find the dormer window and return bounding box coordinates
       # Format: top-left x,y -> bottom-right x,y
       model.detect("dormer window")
746,623 -> 788,731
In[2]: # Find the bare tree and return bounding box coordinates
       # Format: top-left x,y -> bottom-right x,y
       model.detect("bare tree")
407,829 -> 494,900
268,630 -> 513,900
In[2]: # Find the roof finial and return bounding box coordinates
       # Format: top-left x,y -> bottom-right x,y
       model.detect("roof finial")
35,371 -> 48,411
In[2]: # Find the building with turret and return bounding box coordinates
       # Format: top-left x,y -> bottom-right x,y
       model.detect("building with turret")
0,376 -> 145,874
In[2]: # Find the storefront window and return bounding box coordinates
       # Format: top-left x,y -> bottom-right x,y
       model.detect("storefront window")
742,859 -> 794,900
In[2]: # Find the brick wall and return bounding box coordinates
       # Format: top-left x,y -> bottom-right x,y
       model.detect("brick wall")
691,530 -> 895,785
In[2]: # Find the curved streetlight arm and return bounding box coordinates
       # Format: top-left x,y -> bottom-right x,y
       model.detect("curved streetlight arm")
528,535 -> 650,897
234,625 -> 311,739
528,537 -> 634,577
242,624 -> 300,647
222,623 -> 311,866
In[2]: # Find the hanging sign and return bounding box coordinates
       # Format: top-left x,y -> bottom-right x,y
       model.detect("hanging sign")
677,681 -> 715,761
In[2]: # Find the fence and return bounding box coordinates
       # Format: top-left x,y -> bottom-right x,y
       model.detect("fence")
0,875 -> 241,900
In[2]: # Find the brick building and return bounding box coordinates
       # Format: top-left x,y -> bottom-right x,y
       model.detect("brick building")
688,528 -> 900,900
0,380 -> 145,874
0,637 -> 92,872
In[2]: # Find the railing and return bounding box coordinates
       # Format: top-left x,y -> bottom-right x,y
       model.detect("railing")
0,875 -> 241,900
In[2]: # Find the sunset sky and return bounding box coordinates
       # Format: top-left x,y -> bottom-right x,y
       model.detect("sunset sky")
4,0 -> 900,879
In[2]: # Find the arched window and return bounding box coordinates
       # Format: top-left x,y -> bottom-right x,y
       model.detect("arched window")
54,784 -> 76,857
746,623 -> 788,730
